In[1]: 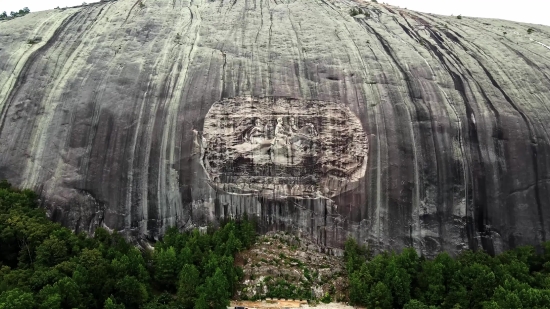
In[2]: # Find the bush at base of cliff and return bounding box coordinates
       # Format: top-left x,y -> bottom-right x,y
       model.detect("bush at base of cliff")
345,237 -> 550,309
320,292 -> 332,303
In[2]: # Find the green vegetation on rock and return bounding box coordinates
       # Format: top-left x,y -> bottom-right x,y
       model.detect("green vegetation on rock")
0,7 -> 30,20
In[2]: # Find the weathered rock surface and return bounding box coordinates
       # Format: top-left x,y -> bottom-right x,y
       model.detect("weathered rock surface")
1,0 -> 550,256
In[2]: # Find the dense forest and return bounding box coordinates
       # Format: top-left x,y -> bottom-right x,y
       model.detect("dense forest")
345,238 -> 550,309
0,180 -> 256,309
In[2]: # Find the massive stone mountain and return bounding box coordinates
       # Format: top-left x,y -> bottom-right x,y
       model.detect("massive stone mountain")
1,0 -> 550,256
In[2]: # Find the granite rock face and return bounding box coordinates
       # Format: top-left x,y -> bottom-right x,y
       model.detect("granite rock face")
1,0 -> 550,256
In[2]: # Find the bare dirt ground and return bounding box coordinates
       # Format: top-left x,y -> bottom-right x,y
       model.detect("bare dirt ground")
234,231 -> 348,301
230,300 -> 356,309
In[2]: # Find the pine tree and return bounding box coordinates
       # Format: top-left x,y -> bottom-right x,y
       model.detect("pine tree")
384,259 -> 411,307
153,247 -> 179,291
0,289 -> 35,309
177,264 -> 200,307
104,296 -> 126,309
115,275 -> 148,308
367,282 -> 393,309
197,268 -> 230,309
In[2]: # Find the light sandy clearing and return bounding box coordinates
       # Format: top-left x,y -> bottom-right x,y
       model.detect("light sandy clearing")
230,300 -> 357,309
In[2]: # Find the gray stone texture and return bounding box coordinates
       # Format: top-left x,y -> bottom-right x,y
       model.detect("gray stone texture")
1,0 -> 550,256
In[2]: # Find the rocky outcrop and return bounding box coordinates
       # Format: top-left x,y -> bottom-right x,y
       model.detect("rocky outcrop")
1,0 -> 550,256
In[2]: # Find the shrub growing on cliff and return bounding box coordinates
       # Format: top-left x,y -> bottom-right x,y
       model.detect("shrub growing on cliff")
349,8 -> 361,16
320,292 -> 332,303
27,37 -> 41,45
528,28 -> 535,34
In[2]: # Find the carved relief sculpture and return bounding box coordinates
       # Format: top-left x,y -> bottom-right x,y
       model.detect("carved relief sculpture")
200,97 -> 369,200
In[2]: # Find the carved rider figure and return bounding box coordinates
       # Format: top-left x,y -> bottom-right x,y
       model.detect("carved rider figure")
246,118 -> 265,144
289,117 -> 299,134
272,117 -> 289,146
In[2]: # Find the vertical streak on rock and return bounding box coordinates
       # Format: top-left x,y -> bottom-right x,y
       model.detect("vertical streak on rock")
313,0 -> 380,247
126,83 -> 149,234
394,15 -> 487,251
267,10 -> 274,96
0,11 -> 80,161
286,5 -> 310,99
0,12 -> 76,120
155,0 -> 202,236
401,17 -> 459,253
501,46 -> 550,220
22,7 -> 107,188
435,26 -> 546,249
478,62 -> 546,242
394,15 -> 469,250
337,24 -> 388,249
1,8 -> 95,187
360,21 -> 425,252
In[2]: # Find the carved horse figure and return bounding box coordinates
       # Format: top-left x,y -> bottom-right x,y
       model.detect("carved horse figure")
289,122 -> 318,151
242,118 -> 266,144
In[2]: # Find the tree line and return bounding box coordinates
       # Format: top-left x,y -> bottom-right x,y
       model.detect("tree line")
0,8 -> 30,20
345,237 -> 550,309
0,180 -> 256,309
